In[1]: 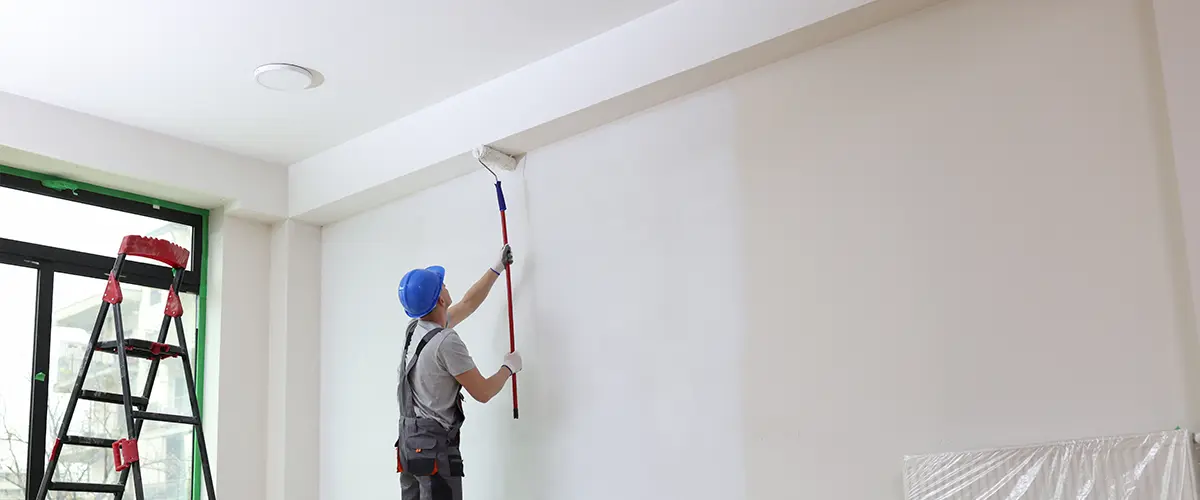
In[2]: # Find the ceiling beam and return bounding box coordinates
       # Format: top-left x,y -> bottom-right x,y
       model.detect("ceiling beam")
287,0 -> 945,224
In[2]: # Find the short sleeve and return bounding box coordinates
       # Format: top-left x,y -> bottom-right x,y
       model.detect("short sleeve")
437,331 -> 476,377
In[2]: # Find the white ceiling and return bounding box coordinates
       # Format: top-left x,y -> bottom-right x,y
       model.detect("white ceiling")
0,0 -> 675,165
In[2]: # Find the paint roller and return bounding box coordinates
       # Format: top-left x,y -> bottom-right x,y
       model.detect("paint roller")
473,145 -> 521,419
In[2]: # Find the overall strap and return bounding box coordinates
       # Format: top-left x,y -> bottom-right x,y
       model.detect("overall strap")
401,320 -> 445,371
398,323 -> 446,418
406,327 -> 446,375
401,319 -> 419,367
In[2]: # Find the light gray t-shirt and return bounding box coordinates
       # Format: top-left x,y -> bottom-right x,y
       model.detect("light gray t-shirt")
399,320 -> 477,429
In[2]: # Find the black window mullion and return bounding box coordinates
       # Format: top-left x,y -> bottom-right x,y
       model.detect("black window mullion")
25,267 -> 53,500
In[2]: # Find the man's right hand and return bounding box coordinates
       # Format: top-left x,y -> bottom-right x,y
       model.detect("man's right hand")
503,351 -> 523,375
456,351 -> 524,404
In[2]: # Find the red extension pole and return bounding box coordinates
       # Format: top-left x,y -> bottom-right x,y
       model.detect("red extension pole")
495,181 -> 519,419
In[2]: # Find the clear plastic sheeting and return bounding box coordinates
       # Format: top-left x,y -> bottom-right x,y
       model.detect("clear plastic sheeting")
903,430 -> 1200,500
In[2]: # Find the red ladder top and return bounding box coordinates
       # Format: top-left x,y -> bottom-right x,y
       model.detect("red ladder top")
118,235 -> 190,269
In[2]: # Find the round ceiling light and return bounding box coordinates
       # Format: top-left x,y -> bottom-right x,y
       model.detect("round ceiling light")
254,63 -> 318,91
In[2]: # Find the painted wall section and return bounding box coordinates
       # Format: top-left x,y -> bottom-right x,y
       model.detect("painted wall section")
204,210 -> 271,499
319,0 -> 1191,498
319,90 -> 745,499
267,220 -> 322,500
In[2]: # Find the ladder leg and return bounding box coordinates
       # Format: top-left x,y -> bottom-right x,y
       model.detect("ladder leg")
173,315 -> 217,500
112,303 -> 147,500
33,301 -> 112,500
113,268 -> 186,499
113,314 -> 174,500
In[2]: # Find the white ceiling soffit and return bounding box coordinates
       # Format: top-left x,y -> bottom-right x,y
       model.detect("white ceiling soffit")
289,0 -> 945,224
0,91 -> 285,220
0,0 -> 677,165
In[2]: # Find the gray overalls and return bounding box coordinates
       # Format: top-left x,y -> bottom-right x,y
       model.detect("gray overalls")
396,323 -> 466,500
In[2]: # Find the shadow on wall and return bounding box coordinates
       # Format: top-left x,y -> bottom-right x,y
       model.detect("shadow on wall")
1135,0 -> 1200,430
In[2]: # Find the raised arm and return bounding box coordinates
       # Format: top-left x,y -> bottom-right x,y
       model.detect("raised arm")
447,245 -> 512,328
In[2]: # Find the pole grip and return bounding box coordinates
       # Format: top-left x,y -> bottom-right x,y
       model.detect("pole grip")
495,181 -> 507,211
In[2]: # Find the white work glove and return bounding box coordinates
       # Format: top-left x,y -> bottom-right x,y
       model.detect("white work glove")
490,244 -> 514,275
502,350 -> 523,375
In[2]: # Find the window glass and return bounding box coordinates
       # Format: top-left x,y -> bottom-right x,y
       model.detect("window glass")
0,188 -> 194,270
0,264 -> 36,500
46,274 -> 197,500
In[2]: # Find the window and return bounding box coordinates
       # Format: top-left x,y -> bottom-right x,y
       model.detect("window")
0,167 -> 207,500
0,188 -> 196,270
0,265 -> 36,500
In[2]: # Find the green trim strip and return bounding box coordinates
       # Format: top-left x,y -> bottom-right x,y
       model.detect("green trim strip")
0,164 -> 208,215
41,179 -> 80,193
192,212 -> 209,500
1,163 -> 211,500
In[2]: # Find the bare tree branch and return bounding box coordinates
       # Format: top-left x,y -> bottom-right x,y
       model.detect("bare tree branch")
0,402 -> 31,493
2,358 -> 193,499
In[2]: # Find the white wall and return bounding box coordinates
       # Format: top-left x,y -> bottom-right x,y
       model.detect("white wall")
199,212 -> 318,500
1151,0 -> 1200,428
736,0 -> 1189,497
319,89 -> 746,499
267,220 -> 322,500
320,0 -> 1191,498
204,211 -> 272,500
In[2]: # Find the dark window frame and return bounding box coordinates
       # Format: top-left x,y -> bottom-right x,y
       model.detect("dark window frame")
0,172 -> 204,292
0,171 -> 205,500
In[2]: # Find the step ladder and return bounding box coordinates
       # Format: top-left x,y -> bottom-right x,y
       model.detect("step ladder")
33,235 -> 217,500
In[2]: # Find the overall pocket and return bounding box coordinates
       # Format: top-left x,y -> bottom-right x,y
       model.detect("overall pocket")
399,418 -> 449,476
399,436 -> 440,475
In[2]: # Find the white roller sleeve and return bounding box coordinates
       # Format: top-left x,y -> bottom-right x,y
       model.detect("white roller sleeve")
472,145 -> 519,171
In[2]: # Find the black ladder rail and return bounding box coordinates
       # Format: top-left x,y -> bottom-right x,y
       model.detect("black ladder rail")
32,299 -> 112,500
174,314 -> 218,500
112,292 -> 147,499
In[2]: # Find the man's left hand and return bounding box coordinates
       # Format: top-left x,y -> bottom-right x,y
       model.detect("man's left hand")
491,244 -> 514,275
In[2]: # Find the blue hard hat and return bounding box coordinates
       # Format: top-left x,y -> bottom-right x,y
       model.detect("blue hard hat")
398,266 -> 446,318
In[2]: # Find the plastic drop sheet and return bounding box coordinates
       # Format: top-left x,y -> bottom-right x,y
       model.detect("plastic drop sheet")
903,430 -> 1200,500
